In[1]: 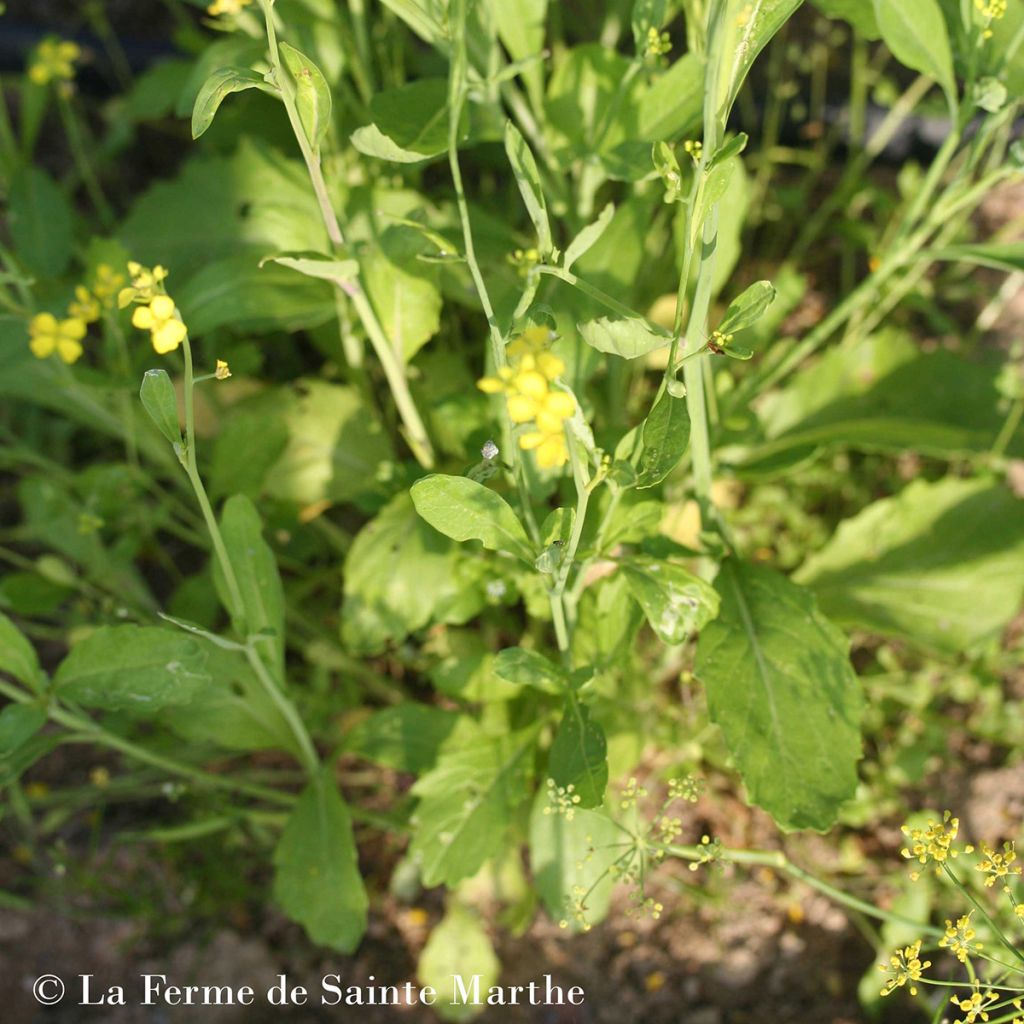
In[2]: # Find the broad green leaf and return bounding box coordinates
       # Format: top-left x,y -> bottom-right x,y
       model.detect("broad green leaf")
0,703 -> 47,757
139,369 -> 182,449
273,772 -> 367,953
924,242 -> 1024,274
417,904 -> 500,1022
377,0 -> 447,47
493,647 -> 566,694
718,279 -> 776,335
529,791 -> 620,928
637,53 -> 704,141
411,475 -> 535,564
216,494 -> 284,677
637,392 -> 691,488
795,477 -> 1024,653
563,203 -> 615,273
695,559 -> 863,831
873,0 -> 957,111
486,0 -> 547,109
578,315 -> 671,359
549,699 -> 608,808
344,705 -> 458,774
410,722 -> 538,886
54,626 -> 211,712
342,492 -> 486,654
504,121 -> 552,257
622,557 -> 720,644
8,166 -> 73,278
210,408 -> 289,500
810,0 -> 880,37
351,79 -> 452,163
263,252 -> 360,284
360,245 -> 443,361
0,612 -> 42,692
279,42 -> 332,151
190,66 -> 265,139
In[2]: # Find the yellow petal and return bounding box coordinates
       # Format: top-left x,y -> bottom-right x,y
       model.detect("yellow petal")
149,294 -> 176,319
514,369 -> 548,399
117,287 -> 136,309
29,312 -> 58,336
536,435 -> 568,468
132,306 -> 154,329
477,376 -> 505,394
537,352 -> 565,379
57,337 -> 83,364
506,395 -> 536,423
518,430 -> 545,451
29,335 -> 55,359
152,318 -> 186,354
543,391 -> 575,418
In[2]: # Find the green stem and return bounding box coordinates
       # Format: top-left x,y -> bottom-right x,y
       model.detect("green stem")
56,91 -> 114,229
992,399 -> 1023,459
943,864 -> 1024,966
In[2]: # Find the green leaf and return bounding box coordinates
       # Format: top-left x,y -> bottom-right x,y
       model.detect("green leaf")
549,699 -> 608,808
342,492 -> 485,655
263,252 -> 360,284
344,705 -> 458,774
139,369 -> 183,449
351,79 -> 452,163
216,494 -> 285,677
8,166 -> 73,278
417,904 -> 501,1022
718,279 -> 776,335
810,0 -> 880,37
279,42 -> 332,151
924,242 -> 1024,274
493,647 -> 566,694
795,477 -> 1024,653
578,315 -> 671,359
563,203 -> 614,273
0,703 -> 47,758
273,772 -> 367,953
410,722 -> 538,887
637,392 -> 691,488
529,794 -> 619,928
411,475 -> 535,564
695,559 -> 863,831
637,53 -> 704,141
873,0 -> 957,111
622,557 -> 720,645
191,65 -> 265,139
505,121 -> 553,257
0,612 -> 42,692
54,626 -> 211,713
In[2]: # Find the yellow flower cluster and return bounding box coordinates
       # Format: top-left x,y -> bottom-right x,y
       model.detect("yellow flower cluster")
939,912 -> 981,963
975,0 -> 1007,19
901,810 -> 961,879
477,327 -> 574,469
207,0 -> 253,15
27,263 -> 126,365
28,38 -> 80,86
975,840 -> 1022,889
878,939 -> 930,997
951,983 -> 998,1024
644,26 -> 672,59
119,262 -> 187,354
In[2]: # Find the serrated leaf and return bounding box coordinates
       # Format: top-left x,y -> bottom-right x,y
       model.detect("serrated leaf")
411,723 -> 538,886
695,559 -> 863,831
622,557 -> 720,644
411,475 -> 535,564
548,698 -> 607,808
637,392 -> 691,488
273,771 -> 367,953
191,65 -> 265,139
139,369 -> 183,449
54,626 -> 211,713
279,42 -> 332,151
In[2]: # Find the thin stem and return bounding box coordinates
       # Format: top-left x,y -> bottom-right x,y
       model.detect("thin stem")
55,91 -> 114,229
993,400 -> 1023,460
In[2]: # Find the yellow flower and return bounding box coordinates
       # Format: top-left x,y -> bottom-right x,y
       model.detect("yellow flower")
878,939 -> 930,997
118,261 -> 169,308
939,912 -> 981,963
901,811 -> 961,877
28,38 -> 80,86
28,313 -> 87,364
92,263 -> 127,307
951,983 -> 998,1024
132,295 -> 187,354
520,424 -> 569,468
975,840 -> 1021,888
975,0 -> 1007,19
215,359 -> 231,380
67,285 -> 101,324
207,0 -> 253,14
